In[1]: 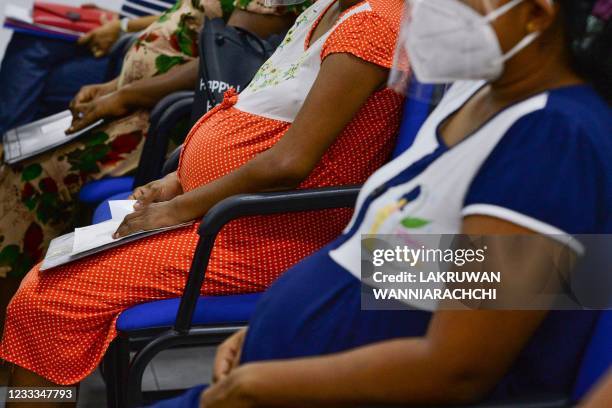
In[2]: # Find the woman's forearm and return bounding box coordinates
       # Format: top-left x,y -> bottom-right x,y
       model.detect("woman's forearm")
581,370 -> 612,407
227,308 -> 549,407
126,15 -> 159,32
103,78 -> 120,94
236,339 -> 485,407
118,60 -> 199,109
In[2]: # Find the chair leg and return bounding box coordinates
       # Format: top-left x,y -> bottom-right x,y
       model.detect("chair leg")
104,337 -> 130,408
126,331 -> 186,408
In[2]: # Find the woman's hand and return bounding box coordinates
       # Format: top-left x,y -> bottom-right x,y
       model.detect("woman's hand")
213,328 -> 247,383
113,200 -> 187,239
70,80 -> 118,111
78,18 -> 121,58
200,365 -> 258,408
68,91 -> 129,134
130,172 -> 183,209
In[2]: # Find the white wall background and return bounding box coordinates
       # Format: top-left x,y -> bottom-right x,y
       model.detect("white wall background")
0,0 -> 124,62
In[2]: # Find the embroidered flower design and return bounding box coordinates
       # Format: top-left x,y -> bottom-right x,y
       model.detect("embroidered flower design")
368,186 -> 430,235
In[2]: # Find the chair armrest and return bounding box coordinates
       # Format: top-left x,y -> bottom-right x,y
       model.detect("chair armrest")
173,186 -> 362,333
133,96 -> 195,187
105,33 -> 138,80
197,186 -> 361,235
161,146 -> 182,177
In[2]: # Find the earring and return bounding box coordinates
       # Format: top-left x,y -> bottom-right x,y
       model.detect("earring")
527,21 -> 538,32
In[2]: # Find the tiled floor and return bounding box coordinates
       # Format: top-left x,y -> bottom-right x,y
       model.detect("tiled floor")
0,346 -> 215,407
78,346 -> 215,407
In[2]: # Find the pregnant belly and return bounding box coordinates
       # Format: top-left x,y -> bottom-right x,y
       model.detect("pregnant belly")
178,106 -> 291,192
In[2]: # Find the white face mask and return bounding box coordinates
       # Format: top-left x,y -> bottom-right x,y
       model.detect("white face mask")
406,0 -> 542,83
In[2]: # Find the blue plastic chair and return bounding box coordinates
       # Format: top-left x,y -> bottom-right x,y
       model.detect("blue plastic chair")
92,192 -> 131,224
80,177 -> 135,206
101,186 -> 363,407
391,80 -> 436,158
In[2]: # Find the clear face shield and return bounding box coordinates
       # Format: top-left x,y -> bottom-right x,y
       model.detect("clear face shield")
389,0 -> 544,102
264,0 -> 308,7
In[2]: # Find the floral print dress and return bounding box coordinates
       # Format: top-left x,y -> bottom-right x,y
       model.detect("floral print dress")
0,0 -> 214,279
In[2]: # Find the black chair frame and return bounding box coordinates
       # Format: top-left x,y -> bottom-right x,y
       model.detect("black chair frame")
106,33 -> 139,80
133,92 -> 195,187
102,186 -> 362,407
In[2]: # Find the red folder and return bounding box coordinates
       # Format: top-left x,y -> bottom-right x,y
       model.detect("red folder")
32,2 -> 115,34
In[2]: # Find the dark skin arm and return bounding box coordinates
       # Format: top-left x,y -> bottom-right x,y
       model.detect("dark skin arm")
67,60 -> 199,133
78,14 -> 159,58
200,217 -> 553,407
114,53 -> 388,238
581,370 -> 612,408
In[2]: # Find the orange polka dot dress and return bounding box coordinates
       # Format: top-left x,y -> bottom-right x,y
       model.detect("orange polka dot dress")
0,0 -> 404,385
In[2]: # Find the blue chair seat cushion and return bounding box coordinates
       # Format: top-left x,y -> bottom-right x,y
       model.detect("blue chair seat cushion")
116,293 -> 262,332
92,191 -> 132,224
79,176 -> 135,204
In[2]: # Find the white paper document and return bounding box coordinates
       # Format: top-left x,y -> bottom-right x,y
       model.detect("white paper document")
109,199 -> 137,220
72,220 -> 123,254
3,110 -> 104,164
41,201 -> 193,271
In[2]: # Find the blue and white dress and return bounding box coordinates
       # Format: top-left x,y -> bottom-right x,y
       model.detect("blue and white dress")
240,83 -> 612,399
